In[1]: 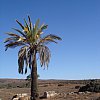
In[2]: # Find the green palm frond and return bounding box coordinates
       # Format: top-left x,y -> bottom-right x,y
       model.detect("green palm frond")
40,24 -> 48,30
35,19 -> 40,31
37,24 -> 48,36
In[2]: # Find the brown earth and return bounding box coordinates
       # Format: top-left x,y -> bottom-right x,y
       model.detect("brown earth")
0,79 -> 100,100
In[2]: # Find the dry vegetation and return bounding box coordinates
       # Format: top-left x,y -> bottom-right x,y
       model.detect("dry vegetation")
0,79 -> 100,100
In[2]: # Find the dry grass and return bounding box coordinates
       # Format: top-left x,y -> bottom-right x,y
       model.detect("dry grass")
0,79 -> 100,100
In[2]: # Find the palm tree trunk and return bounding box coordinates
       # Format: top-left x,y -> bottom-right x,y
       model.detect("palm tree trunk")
31,51 -> 39,100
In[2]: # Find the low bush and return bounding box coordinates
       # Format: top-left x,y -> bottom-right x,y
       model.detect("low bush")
79,80 -> 100,92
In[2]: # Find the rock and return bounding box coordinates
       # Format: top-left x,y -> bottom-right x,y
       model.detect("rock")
16,93 -> 28,97
19,96 -> 30,100
12,98 -> 19,100
43,91 -> 57,98
78,92 -> 85,94
85,91 -> 91,94
68,92 -> 75,95
12,93 -> 29,100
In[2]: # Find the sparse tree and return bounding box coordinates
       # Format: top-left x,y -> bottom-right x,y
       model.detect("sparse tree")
4,16 -> 61,100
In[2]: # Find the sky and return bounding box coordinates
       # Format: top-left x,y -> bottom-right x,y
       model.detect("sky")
0,0 -> 100,80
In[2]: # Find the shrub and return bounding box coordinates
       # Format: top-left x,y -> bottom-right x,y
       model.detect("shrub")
79,80 -> 100,92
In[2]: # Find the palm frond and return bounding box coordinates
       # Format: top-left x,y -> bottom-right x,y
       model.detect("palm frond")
18,46 -> 32,74
38,45 -> 51,68
18,46 -> 26,58
18,57 -> 24,74
12,28 -> 26,38
24,18 -> 29,31
28,16 -> 33,30
40,24 -> 48,30
18,46 -> 27,74
46,34 -> 62,40
37,24 -> 48,36
35,19 -> 40,30
4,32 -> 27,44
16,20 -> 24,29
5,42 -> 25,51
5,32 -> 20,37
38,34 -> 61,45
4,37 -> 18,43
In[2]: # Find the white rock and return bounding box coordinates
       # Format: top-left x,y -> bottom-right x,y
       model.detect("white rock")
13,98 -> 19,100
67,92 -> 74,95
78,92 -> 85,94
43,91 -> 57,98
85,91 -> 91,94
12,93 -> 29,100
19,96 -> 30,100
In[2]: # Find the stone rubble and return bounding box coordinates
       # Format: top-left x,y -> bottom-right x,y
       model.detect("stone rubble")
12,93 -> 30,100
12,91 -> 92,100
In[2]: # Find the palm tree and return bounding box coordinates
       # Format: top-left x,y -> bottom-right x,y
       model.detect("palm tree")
4,16 -> 61,100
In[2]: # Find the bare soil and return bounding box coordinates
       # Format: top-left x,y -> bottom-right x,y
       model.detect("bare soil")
0,79 -> 100,100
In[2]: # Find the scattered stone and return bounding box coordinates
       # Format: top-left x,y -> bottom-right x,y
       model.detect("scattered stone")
68,92 -> 75,95
12,98 -> 19,100
19,96 -> 30,100
67,91 -> 91,95
12,93 -> 30,100
41,91 -> 58,99
16,93 -> 28,97
78,92 -> 85,94
85,91 -> 91,94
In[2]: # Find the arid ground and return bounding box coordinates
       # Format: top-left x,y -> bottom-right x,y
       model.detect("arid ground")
0,79 -> 100,100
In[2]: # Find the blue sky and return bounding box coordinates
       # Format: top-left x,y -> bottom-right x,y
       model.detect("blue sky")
1,0 -> 100,80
